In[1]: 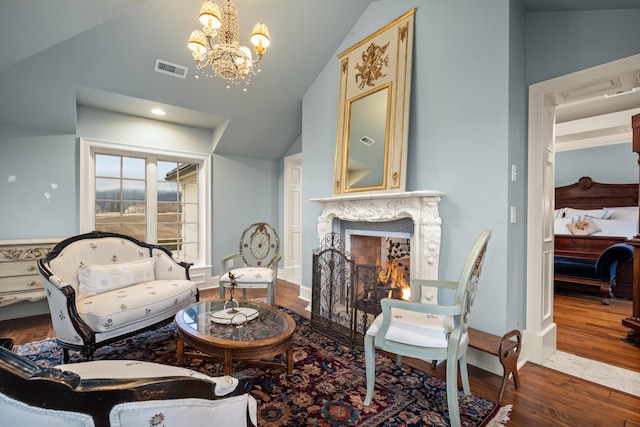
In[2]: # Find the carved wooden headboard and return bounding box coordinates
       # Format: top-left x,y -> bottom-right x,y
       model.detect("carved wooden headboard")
555,176 -> 638,210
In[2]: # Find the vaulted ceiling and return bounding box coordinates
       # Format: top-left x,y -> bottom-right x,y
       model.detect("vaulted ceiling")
1,0 -> 639,160
0,0 -> 374,160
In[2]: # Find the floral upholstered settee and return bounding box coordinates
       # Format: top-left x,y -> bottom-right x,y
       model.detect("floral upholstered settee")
37,231 -> 199,363
0,344 -> 257,427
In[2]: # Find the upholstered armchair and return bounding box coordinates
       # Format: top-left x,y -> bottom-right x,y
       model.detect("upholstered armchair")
219,222 -> 280,305
363,229 -> 491,427
0,345 -> 257,427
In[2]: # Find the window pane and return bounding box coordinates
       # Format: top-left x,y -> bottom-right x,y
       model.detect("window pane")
182,203 -> 198,222
95,154 -> 120,178
180,243 -> 199,264
96,178 -> 121,200
183,223 -> 198,243
123,202 -> 146,215
96,223 -> 121,234
158,203 -> 180,223
121,224 -> 145,242
122,179 -> 146,201
158,161 -> 178,181
158,181 -> 179,201
122,157 -> 145,179
158,221 -> 180,247
122,210 -> 145,224
96,201 -> 121,215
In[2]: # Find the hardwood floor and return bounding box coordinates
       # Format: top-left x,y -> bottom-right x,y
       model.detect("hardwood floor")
1,281 -> 639,426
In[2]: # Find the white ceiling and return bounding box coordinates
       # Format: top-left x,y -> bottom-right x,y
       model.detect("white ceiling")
1,0 -> 639,159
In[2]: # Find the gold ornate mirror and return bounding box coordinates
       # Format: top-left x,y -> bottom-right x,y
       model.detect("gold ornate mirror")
334,9 -> 415,195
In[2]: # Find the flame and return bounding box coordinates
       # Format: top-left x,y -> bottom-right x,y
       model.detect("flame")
377,257 -> 411,300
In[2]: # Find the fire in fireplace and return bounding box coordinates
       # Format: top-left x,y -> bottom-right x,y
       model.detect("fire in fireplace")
349,234 -> 411,336
350,234 -> 411,296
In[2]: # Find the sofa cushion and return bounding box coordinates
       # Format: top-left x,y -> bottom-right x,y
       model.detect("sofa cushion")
78,258 -> 156,300
77,279 -> 196,332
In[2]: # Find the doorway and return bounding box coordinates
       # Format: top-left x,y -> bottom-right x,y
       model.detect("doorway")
526,53 -> 640,365
282,153 -> 302,285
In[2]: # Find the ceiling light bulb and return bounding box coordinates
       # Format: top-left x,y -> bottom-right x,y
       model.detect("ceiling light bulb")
151,108 -> 166,116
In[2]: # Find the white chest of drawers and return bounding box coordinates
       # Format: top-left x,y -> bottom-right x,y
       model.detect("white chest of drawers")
0,238 -> 61,307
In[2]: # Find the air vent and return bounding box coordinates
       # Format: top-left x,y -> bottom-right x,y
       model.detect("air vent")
359,135 -> 375,146
154,59 -> 188,79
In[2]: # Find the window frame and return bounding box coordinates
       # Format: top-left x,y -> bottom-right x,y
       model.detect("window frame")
80,138 -> 211,268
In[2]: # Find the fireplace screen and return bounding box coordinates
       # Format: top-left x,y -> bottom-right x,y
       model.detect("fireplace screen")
311,233 -> 356,347
311,233 -> 411,348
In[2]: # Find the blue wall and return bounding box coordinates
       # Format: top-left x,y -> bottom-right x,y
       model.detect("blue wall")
527,9 -> 640,84
0,106 -> 280,278
555,143 -> 637,187
302,0 -> 525,334
0,126 -> 77,239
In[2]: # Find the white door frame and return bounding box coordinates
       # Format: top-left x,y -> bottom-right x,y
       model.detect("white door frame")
525,53 -> 640,364
282,153 -> 302,285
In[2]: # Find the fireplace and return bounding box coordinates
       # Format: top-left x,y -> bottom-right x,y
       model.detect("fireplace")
311,191 -> 444,303
310,191 -> 444,346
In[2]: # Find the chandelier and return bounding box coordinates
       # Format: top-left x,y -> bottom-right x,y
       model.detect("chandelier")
187,0 -> 270,89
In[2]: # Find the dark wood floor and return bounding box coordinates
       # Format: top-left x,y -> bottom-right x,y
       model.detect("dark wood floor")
1,282 -> 639,426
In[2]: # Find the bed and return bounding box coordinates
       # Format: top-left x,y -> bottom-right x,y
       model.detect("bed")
554,176 -> 637,304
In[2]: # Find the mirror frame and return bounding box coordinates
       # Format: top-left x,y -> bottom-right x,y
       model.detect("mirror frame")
334,8 -> 415,195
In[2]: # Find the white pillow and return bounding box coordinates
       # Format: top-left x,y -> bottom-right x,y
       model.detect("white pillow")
605,206 -> 638,221
554,216 -> 580,234
78,258 -> 155,300
564,207 -> 615,220
554,208 -> 566,219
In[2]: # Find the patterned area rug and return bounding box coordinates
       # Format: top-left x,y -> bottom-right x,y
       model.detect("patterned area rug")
14,308 -> 511,426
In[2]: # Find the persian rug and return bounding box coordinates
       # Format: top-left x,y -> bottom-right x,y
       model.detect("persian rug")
14,308 -> 511,427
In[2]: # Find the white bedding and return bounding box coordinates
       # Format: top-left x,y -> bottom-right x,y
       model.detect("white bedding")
554,206 -> 638,238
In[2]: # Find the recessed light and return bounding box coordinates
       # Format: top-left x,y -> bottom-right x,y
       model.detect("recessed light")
151,108 -> 166,116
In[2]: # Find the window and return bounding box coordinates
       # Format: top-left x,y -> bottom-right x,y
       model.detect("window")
81,139 -> 210,266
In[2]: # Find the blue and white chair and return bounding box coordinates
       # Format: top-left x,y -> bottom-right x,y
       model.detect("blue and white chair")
363,229 -> 491,427
219,222 -> 280,306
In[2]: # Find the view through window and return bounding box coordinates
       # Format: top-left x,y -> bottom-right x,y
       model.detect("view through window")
94,154 -> 199,264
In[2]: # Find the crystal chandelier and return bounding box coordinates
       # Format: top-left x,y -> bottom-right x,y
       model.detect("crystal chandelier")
188,0 -> 270,89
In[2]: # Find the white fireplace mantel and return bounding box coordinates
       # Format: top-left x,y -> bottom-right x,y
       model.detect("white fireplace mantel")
311,191 -> 444,302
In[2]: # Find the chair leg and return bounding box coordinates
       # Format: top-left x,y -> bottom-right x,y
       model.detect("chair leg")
267,283 -> 275,306
363,334 -> 376,406
396,354 -> 403,367
458,352 -> 470,395
446,349 -> 461,427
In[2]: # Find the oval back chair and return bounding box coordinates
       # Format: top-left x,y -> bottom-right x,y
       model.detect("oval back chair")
219,222 -> 281,305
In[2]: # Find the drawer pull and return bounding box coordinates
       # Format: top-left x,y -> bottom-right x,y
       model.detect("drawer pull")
27,280 -> 36,287
28,265 -> 36,271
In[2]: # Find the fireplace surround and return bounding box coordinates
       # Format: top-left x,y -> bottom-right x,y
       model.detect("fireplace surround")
311,191 -> 444,303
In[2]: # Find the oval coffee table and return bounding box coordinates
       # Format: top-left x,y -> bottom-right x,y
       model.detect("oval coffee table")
175,300 -> 296,375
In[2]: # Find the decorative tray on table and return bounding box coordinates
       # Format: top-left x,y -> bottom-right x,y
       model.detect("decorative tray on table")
210,306 -> 259,325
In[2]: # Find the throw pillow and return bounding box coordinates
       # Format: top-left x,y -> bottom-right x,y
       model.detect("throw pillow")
566,218 -> 602,236
78,258 -> 155,300
564,207 -> 615,220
